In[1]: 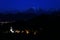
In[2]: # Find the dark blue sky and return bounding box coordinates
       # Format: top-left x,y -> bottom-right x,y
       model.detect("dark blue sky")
0,0 -> 60,11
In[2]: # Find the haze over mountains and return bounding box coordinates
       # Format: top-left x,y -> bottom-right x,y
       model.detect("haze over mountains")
0,8 -> 58,14
0,8 -> 58,22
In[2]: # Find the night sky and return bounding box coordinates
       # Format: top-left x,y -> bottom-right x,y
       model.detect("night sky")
0,0 -> 60,12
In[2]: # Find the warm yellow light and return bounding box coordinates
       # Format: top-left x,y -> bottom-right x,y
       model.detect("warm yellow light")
25,30 -> 29,34
15,30 -> 20,33
21,30 -> 24,33
34,31 -> 37,35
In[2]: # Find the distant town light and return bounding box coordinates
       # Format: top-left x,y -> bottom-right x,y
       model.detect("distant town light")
34,31 -> 37,35
10,27 -> 14,33
21,30 -> 24,33
25,30 -> 29,34
15,30 -> 20,33
34,30 -> 38,35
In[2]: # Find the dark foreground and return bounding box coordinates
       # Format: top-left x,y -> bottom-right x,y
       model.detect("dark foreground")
0,11 -> 58,40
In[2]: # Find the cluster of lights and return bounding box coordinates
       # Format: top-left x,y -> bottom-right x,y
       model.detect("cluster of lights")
0,22 -> 44,36
0,21 -> 15,26
9,27 -> 38,35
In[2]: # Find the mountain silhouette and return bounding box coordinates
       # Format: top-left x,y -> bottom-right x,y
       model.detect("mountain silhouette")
0,8 -> 59,22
